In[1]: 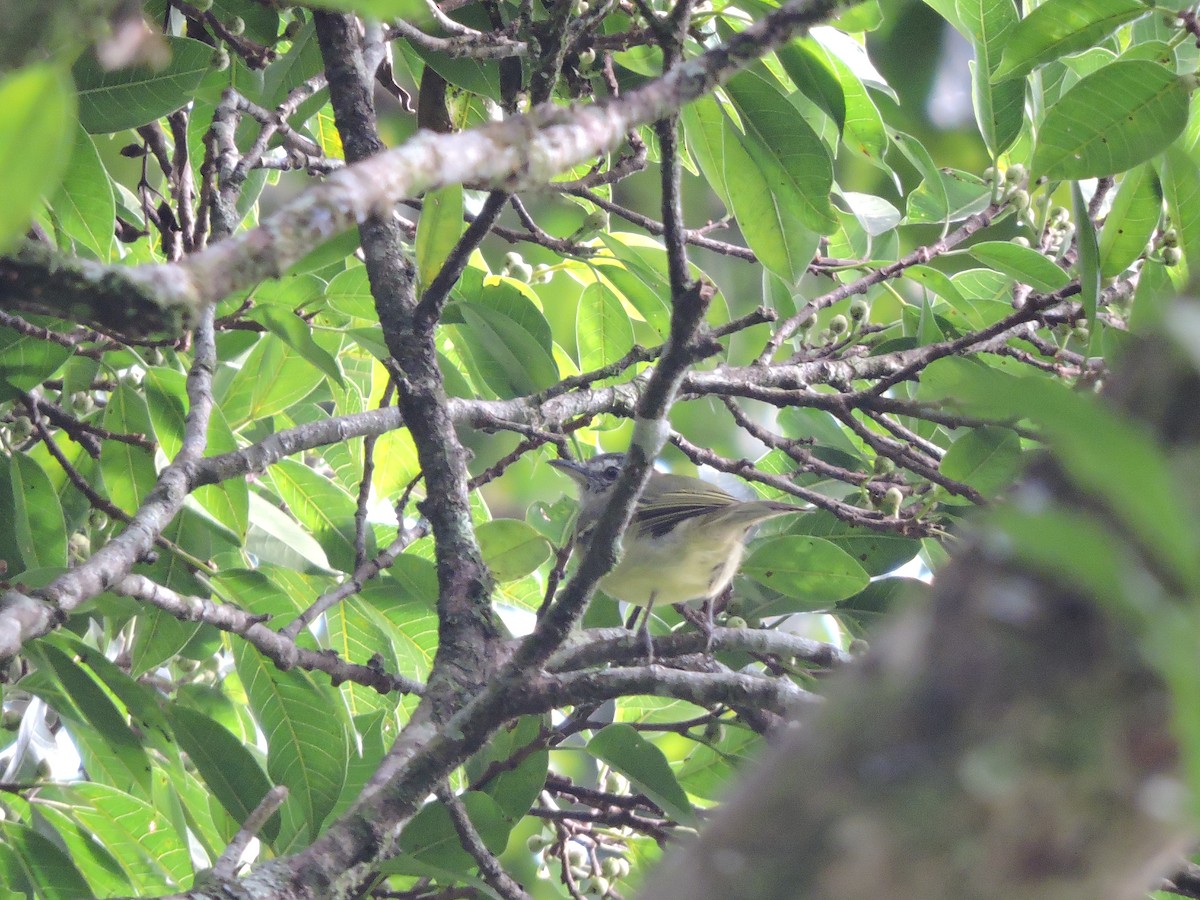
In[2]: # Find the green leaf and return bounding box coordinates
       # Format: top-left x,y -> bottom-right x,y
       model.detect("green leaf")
995,0 -> 1149,80
777,38 -> 845,131
415,183 -> 465,289
0,327 -> 71,401
1158,147 -> 1200,284
682,96 -> 819,284
1072,181 -> 1103,358
261,21 -> 324,108
220,333 -> 325,425
10,452 -> 67,570
233,642 -> 350,846
452,303 -> 559,397
267,457 -> 367,574
245,491 -> 334,573
0,823 -> 93,900
100,384 -> 157,515
799,512 -> 922,577
575,281 -> 635,371
674,725 -> 760,802
594,234 -> 674,335
30,643 -> 152,795
940,426 -> 1023,498
907,168 -> 992,224
37,783 -> 190,892
49,635 -> 177,759
477,519 -> 551,582
73,37 -> 213,133
1033,61 -> 1189,179
467,716 -> 549,822
527,494 -> 576,545
588,724 -> 694,823
1099,164 -> 1162,278
891,130 -> 949,227
724,69 -> 838,234
143,367 -> 188,459
837,576 -> 931,619
50,124 -> 115,260
360,574 -> 439,679
324,265 -> 376,320
965,241 -> 1071,291
251,305 -> 344,386
817,43 -> 888,166
286,226 -> 361,276
0,64 -> 75,251
957,0 -> 1024,155
740,535 -> 870,611
167,706 -> 280,845
396,792 -> 510,869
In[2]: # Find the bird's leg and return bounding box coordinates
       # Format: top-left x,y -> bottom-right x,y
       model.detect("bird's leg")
639,594 -> 657,663
702,594 -> 715,656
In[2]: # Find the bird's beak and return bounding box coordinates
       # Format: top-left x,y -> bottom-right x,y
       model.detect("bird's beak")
548,458 -> 589,484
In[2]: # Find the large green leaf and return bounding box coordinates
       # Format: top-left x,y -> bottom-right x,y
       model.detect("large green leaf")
965,241 -> 1071,291
267,457 -> 368,574
0,823 -> 93,900
0,328 -> 71,401
1099,164 -> 1162,278
29,643 -> 154,796
995,0 -> 1149,80
167,705 -> 280,845
681,96 -> 819,284
1033,61 -> 1189,179
477,519 -> 551,582
575,281 -> 635,371
940,426 -> 1023,499
724,69 -> 837,234
1158,147 -> 1200,284
100,384 -> 157,515
957,0 -> 1024,155
233,642 -> 350,846
798,512 -> 922,577
451,302 -> 559,397
50,124 -> 114,260
395,792 -> 510,870
0,64 -> 75,251
220,333 -> 325,425
466,715 -> 549,823
588,724 -> 694,824
776,38 -> 845,131
416,183 -> 465,290
73,37 -> 213,133
37,783 -> 190,892
740,536 -> 870,610
249,299 -> 344,387
10,452 -> 67,570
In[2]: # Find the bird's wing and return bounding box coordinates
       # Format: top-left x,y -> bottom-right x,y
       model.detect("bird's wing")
633,484 -> 738,538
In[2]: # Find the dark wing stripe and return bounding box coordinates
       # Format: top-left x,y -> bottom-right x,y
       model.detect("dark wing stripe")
634,491 -> 735,538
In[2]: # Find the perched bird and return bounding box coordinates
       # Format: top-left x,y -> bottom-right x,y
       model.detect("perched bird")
549,453 -> 802,630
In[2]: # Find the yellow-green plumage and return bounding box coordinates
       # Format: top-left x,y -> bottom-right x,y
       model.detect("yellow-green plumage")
550,453 -> 801,608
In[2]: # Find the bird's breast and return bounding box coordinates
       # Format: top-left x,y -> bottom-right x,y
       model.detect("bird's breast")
598,521 -> 751,607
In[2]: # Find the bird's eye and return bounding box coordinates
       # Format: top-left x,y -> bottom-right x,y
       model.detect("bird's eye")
603,465 -> 620,482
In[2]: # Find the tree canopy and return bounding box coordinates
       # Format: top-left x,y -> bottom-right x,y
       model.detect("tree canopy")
2,0 -> 1200,898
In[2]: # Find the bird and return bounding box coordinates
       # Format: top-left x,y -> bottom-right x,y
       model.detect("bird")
549,452 -> 803,645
